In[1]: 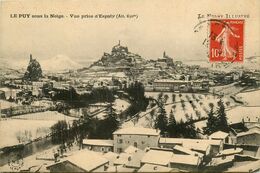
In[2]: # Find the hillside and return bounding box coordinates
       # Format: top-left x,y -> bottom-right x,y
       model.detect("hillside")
90,42 -> 146,68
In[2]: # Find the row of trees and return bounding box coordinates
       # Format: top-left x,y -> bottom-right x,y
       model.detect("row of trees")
50,102 -> 120,147
123,81 -> 149,118
154,103 -> 199,138
52,87 -> 115,108
203,100 -> 229,135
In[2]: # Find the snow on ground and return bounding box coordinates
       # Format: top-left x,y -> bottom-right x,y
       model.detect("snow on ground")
113,99 -> 130,114
123,92 -> 236,130
236,90 -> 260,106
0,111 -> 78,148
0,100 -> 19,109
145,92 -> 233,121
226,106 -> 260,124
11,111 -> 77,121
0,119 -> 55,148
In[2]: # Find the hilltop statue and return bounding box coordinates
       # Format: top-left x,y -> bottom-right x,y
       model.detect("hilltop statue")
23,54 -> 43,81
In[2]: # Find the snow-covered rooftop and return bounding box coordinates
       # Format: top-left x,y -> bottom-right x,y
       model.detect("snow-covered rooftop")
209,131 -> 229,139
113,153 -> 132,165
208,155 -> 234,166
125,149 -> 146,168
138,164 -> 174,172
103,152 -> 119,166
154,79 -> 190,83
106,165 -> 135,172
141,150 -> 173,166
113,127 -> 160,136
216,148 -> 243,156
170,154 -> 200,166
227,160 -> 260,172
159,138 -> 222,146
82,139 -> 113,147
236,129 -> 260,137
63,150 -> 108,172
173,145 -> 204,157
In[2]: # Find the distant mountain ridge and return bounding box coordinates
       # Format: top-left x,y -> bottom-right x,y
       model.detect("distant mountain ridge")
41,54 -> 82,72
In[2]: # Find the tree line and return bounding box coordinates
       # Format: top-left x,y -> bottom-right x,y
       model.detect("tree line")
50,102 -> 120,148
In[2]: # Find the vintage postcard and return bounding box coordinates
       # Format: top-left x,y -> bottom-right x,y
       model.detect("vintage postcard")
0,0 -> 259,172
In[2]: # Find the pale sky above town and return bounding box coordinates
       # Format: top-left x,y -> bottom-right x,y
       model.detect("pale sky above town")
0,0 -> 259,67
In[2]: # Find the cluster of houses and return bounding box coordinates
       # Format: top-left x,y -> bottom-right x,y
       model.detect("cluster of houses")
146,79 -> 210,92
46,127 -> 260,172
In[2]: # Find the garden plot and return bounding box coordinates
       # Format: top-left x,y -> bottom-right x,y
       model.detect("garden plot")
122,92 -> 234,130
146,92 -> 233,122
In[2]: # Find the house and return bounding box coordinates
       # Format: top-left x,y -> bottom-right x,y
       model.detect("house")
113,127 -> 160,153
153,79 -> 191,92
226,160 -> 260,172
106,165 -> 136,172
236,129 -> 260,146
152,79 -> 209,92
124,146 -> 146,169
113,153 -> 132,166
209,131 -> 229,143
247,124 -> 260,131
32,81 -> 44,96
141,149 -> 173,166
0,87 -> 20,99
159,138 -> 223,156
170,154 -> 201,172
46,150 -> 109,172
82,139 -> 113,153
206,155 -> 235,172
138,164 -> 175,172
103,152 -> 119,166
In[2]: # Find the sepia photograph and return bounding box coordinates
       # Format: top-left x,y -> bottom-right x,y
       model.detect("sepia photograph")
0,0 -> 259,172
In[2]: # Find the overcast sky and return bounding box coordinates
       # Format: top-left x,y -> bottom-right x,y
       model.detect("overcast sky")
0,0 -> 259,66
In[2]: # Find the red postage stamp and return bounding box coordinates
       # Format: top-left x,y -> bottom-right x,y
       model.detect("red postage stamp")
209,19 -> 244,62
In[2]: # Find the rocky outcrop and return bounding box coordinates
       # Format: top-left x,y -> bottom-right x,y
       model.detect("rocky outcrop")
23,54 -> 43,81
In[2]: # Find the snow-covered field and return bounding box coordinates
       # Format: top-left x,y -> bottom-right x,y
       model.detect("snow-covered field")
0,111 -> 77,148
226,106 -> 260,124
0,100 -> 19,109
11,111 -> 77,121
113,99 -> 130,114
236,90 -> 260,106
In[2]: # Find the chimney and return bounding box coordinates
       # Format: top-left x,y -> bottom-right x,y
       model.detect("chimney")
30,54 -> 33,61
